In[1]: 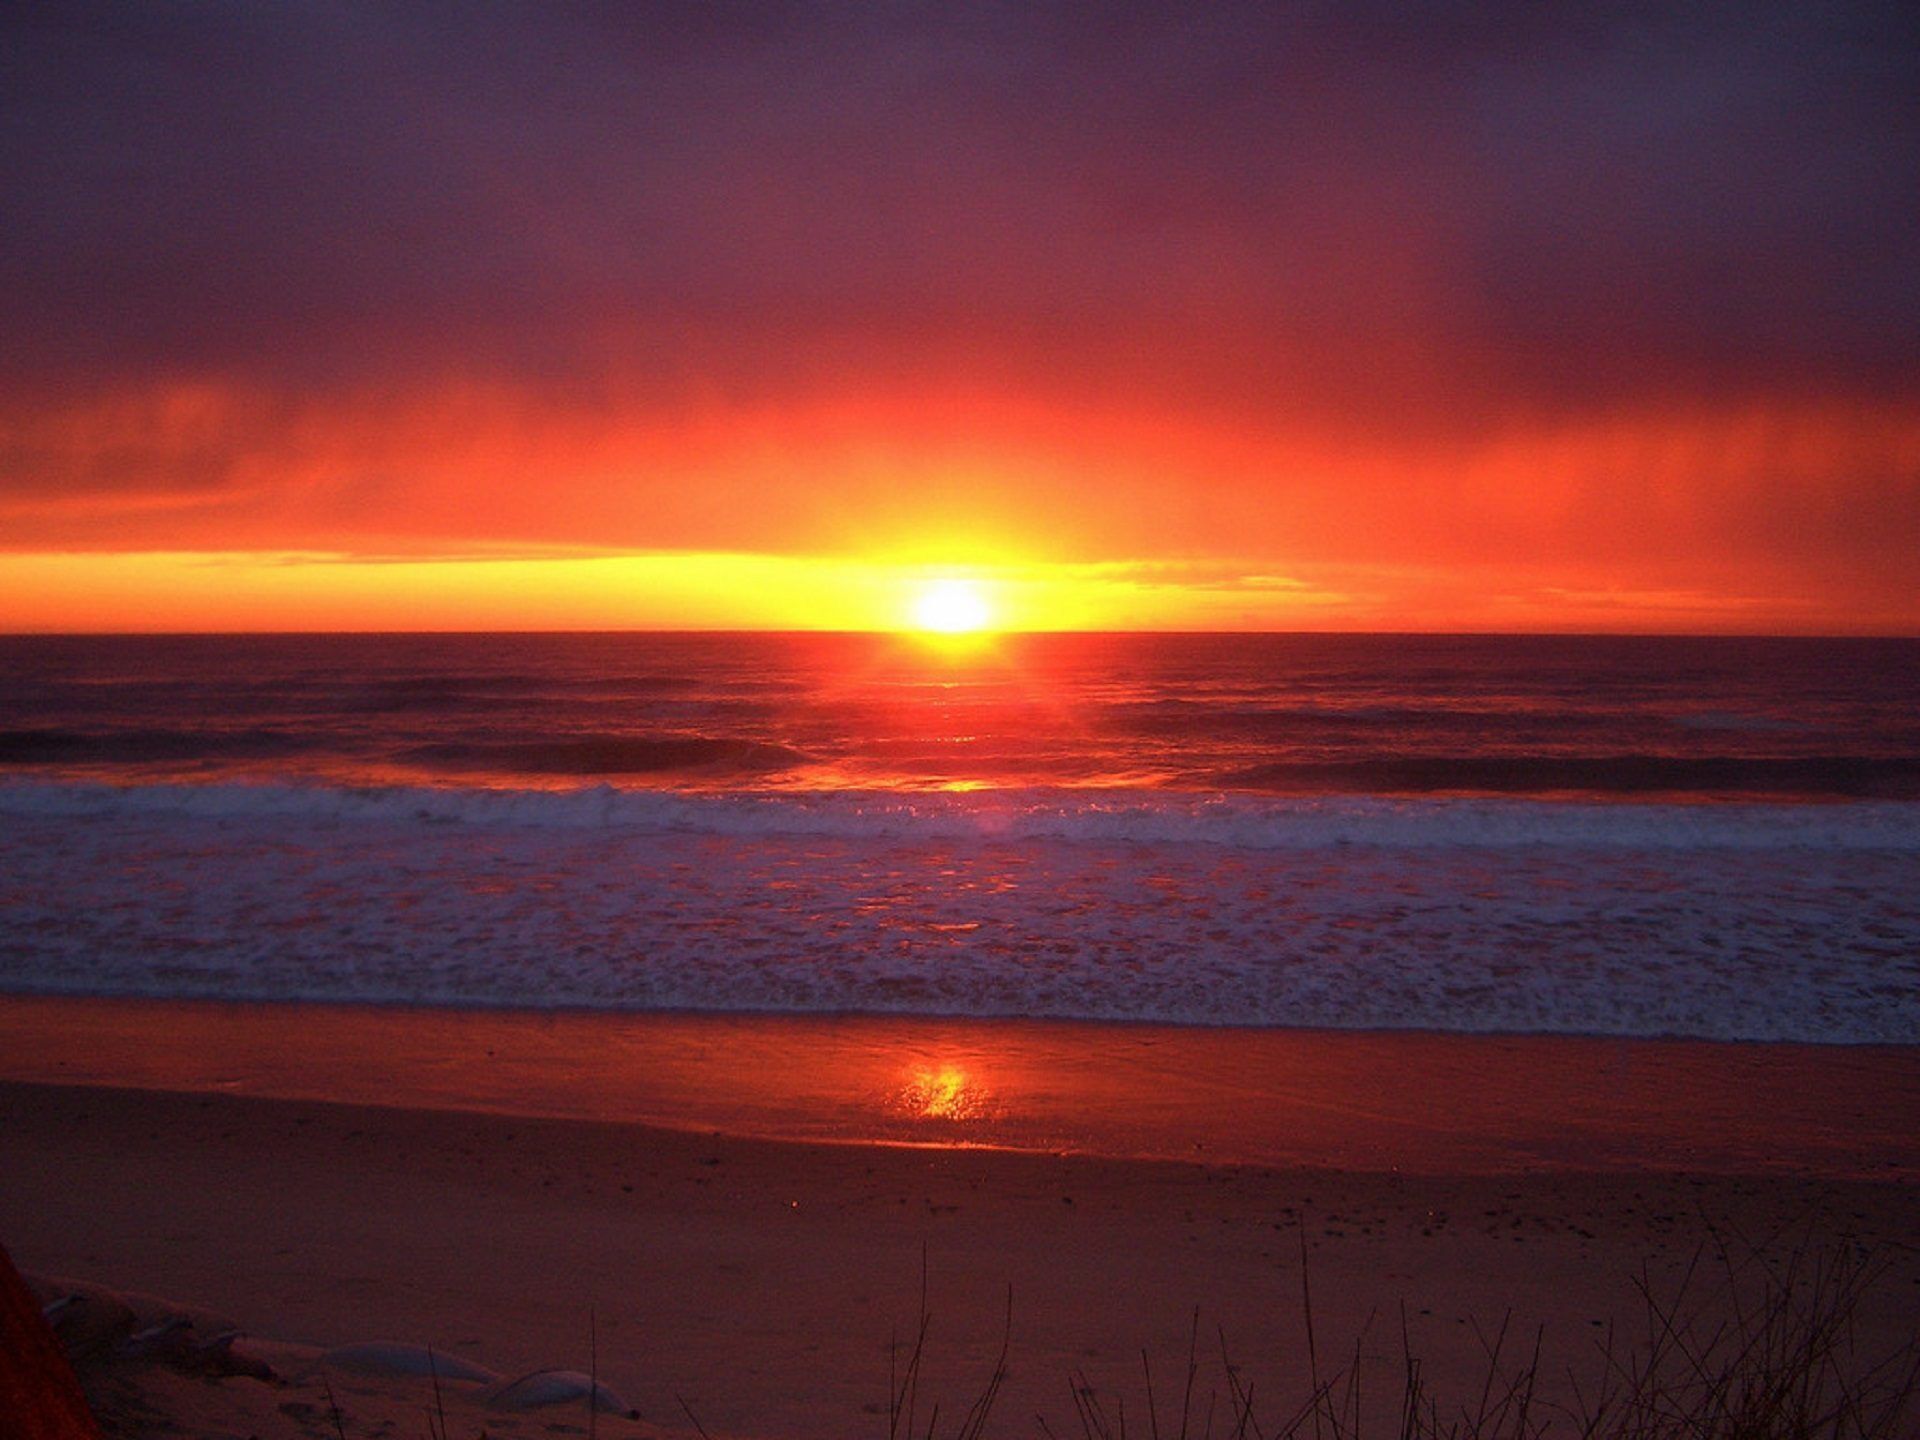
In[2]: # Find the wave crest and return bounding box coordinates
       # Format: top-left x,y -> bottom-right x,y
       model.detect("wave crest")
4,779 -> 1917,851
399,735 -> 809,776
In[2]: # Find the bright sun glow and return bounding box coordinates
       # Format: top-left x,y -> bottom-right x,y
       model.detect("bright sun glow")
910,578 -> 993,633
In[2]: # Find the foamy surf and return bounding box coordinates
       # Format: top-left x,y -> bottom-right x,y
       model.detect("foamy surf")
3,779 -> 1915,1044
7,778 -> 1920,849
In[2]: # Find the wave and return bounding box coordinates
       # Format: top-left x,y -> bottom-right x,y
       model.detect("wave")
0,727 -> 320,764
5,778 -> 1917,851
327,673 -> 708,713
0,726 -> 810,778
398,735 -> 811,776
1215,754 -> 1920,799
1670,710 -> 1807,734
1114,702 -> 1565,738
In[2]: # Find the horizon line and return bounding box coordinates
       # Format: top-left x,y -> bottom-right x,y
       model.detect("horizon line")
3,627 -> 1917,642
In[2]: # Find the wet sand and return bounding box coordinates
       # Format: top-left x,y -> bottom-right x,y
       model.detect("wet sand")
1,995 -> 1915,1176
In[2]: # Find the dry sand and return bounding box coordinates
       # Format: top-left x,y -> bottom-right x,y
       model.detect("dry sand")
4,1074 -> 1917,1440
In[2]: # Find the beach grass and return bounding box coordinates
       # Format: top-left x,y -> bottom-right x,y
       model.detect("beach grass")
889,1236 -> 1920,1440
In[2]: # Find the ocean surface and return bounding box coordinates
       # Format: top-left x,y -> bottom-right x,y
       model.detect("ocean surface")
2,632 -> 1917,1043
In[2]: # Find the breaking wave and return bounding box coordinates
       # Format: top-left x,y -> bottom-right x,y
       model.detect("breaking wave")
399,735 -> 811,777
5,778 -> 1919,851
1215,754 -> 1920,799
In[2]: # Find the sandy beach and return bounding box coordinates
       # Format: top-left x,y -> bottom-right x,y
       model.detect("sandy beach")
4,1004 -> 1917,1438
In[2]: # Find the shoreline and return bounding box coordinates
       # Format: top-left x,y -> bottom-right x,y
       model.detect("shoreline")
17,981 -> 1920,1042
2,994 -> 1916,1179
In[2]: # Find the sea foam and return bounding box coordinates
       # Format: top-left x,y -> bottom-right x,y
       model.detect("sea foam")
5,777 -> 1920,849
2,780 -> 1916,1044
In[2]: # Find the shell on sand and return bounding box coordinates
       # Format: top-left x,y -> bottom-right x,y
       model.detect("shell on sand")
487,1369 -> 632,1414
321,1342 -> 500,1384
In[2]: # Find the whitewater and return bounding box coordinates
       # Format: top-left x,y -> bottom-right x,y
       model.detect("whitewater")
3,779 -> 1915,1043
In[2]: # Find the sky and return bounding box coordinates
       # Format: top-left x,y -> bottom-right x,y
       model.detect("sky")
2,1 -> 1916,632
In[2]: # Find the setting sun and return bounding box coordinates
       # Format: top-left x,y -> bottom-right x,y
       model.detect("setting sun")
910,578 -> 993,634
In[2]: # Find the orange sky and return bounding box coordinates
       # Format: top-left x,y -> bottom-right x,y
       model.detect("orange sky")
4,381 -> 1913,633
2,5 -> 1915,633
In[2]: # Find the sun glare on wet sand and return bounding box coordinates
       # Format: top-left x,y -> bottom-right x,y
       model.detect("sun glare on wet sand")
897,1061 -> 990,1122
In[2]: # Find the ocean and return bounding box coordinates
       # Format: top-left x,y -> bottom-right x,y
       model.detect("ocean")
2,632 -> 1917,1044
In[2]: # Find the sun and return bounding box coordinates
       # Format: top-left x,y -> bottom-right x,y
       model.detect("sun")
910,578 -> 993,634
